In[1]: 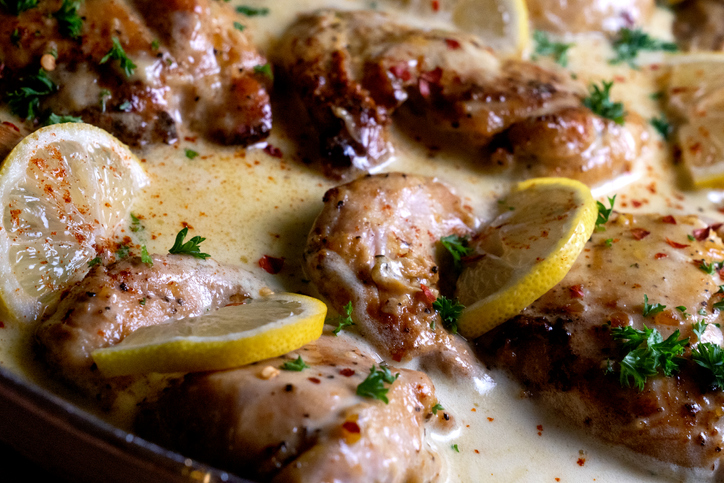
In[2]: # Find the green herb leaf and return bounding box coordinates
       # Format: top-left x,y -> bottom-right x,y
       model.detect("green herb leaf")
141,245 -> 153,266
233,21 -> 245,31
7,69 -> 57,120
693,320 -> 708,341
714,301 -> 724,312
642,294 -> 666,317
699,260 -> 723,275
53,0 -> 83,39
692,342 -> 724,390
532,30 -> 574,67
139,298 -> 146,306
44,112 -> 82,126
610,28 -> 677,67
88,256 -> 101,267
676,306 -> 690,318
595,195 -> 616,231
356,364 -> 399,404
650,115 -> 671,140
583,81 -> 626,125
440,234 -> 471,270
281,355 -> 310,372
432,296 -> 465,335
168,227 -> 210,259
151,39 -> 160,50
253,63 -> 273,80
130,213 -> 144,232
604,238 -> 613,247
116,244 -> 130,259
451,444 -> 460,453
0,0 -> 38,15
236,5 -> 269,16
431,402 -> 444,415
100,37 -> 137,77
331,301 -> 354,336
185,148 -> 199,159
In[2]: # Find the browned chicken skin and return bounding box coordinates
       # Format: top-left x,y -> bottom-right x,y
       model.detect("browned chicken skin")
0,0 -> 272,146
35,254 -> 264,403
476,213 -> 724,473
304,173 -> 478,373
137,334 -> 448,483
279,9 -> 644,185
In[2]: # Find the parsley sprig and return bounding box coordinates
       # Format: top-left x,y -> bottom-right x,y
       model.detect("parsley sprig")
532,30 -> 574,67
642,294 -> 666,317
140,245 -> 153,266
7,69 -> 57,120
650,116 -> 671,140
0,0 -> 38,15
432,296 -> 464,335
281,355 -> 309,372
699,260 -> 724,275
440,234 -> 471,270
583,81 -> 626,125
54,0 -> 83,39
236,5 -> 269,16
692,342 -> 724,390
356,364 -> 399,404
100,37 -> 137,77
595,195 -> 616,231
610,28 -> 677,67
168,227 -> 210,259
44,112 -> 82,126
331,301 -> 354,336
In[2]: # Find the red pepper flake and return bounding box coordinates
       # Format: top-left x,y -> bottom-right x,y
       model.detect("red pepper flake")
471,408 -> 477,412
654,252 -> 668,259
445,38 -> 461,50
0,321 -> 5,328
537,424 -> 543,436
631,200 -> 643,208
1,121 -> 19,132
431,0 -> 440,11
339,368 -> 355,377
693,227 -> 710,241
420,284 -> 436,304
665,238 -> 689,249
555,479 -> 561,482
662,215 -> 676,224
577,458 -> 586,466
263,144 -> 283,158
389,63 -> 412,81
487,417 -> 494,422
712,223 -> 723,231
258,255 -> 284,274
569,285 -> 584,299
342,420 -> 361,434
421,67 -> 443,84
474,449 -> 480,454
308,377 -> 321,384
630,228 -> 650,240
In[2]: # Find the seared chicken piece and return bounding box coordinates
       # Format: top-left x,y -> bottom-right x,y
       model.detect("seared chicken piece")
0,0 -> 271,146
304,173 -> 478,373
36,254 -> 265,402
137,334 -> 448,483
476,213 -> 724,472
526,0 -> 654,34
673,0 -> 724,51
279,9 -> 644,185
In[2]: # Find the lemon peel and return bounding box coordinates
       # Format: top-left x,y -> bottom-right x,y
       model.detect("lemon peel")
456,177 -> 597,338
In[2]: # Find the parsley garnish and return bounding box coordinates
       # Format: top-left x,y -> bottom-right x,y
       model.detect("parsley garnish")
254,63 -> 273,80
432,296 -> 465,335
693,320 -> 709,341
650,115 -> 672,140
676,306 -> 690,318
151,39 -> 160,50
184,148 -> 199,159
595,195 -> 616,231
233,21 -> 245,31
532,30 -> 574,67
715,301 -> 724,312
0,0 -> 38,15
604,238 -> 613,247
88,256 -> 101,267
130,213 -> 143,232
356,365 -> 399,404
7,69 -> 57,120
54,0 -> 83,39
451,444 -> 460,452
642,294 -> 665,317
116,244 -> 130,259
281,355 -> 310,372
431,402 -> 444,415
141,245 -> 153,266
583,81 -> 626,125
44,112 -> 82,125
692,342 -> 724,390
718,285 -> 724,294
139,298 -> 146,306
699,260 -> 723,275
610,28 -> 677,67
611,325 -> 688,391
168,227 -> 210,259
440,234 -> 471,270
100,37 -> 137,77
331,301 -> 354,335
236,5 -> 269,16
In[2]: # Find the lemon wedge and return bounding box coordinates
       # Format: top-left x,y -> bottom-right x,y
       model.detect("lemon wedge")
0,123 -> 148,323
666,53 -> 724,188
384,0 -> 529,55
91,293 -> 327,377
455,178 -> 596,338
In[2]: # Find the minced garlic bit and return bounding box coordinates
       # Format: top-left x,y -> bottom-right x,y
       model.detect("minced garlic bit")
259,286 -> 274,297
260,365 -> 280,380
40,54 -> 56,71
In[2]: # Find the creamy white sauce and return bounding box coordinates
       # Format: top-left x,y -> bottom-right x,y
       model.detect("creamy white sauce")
0,1 -> 721,482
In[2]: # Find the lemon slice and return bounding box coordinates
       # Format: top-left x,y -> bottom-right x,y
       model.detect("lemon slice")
455,178 -> 596,338
0,123 -> 148,323
666,53 -> 724,188
91,293 -> 327,377
384,0 -> 529,55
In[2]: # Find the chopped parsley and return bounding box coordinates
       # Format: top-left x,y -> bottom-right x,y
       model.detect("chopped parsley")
718,285 -> 724,294
714,301 -> 724,312
140,245 -> 153,266
642,294 -> 666,317
595,195 -> 616,231
233,21 -> 245,32
609,28 -> 677,67
100,37 -> 137,77
254,63 -> 273,80
432,296 -> 465,335
356,364 -> 399,404
236,5 -> 269,16
583,81 -> 626,125
440,234 -> 471,270
0,0 -> 38,15
116,244 -> 130,259
692,342 -> 724,390
139,298 -> 146,306
693,320 -> 709,341
130,213 -> 144,232
151,39 -> 160,50
184,148 -> 199,159
7,69 -> 57,120
532,30 -> 574,67
54,0 -> 83,39
688,234 -> 695,241
168,227 -> 210,259
331,301 -> 354,336
610,325 -> 688,391
699,260 -> 723,275
676,306 -> 690,318
431,402 -> 444,415
44,112 -> 82,125
451,444 -> 460,453
281,355 -> 310,372
650,116 -> 672,140
88,256 -> 101,267
604,238 -> 613,248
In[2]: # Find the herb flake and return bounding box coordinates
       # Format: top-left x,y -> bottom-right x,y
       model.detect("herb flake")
236,5 -> 269,16
610,28 -> 677,67
100,37 -> 137,77
433,296 -> 465,335
54,0 -> 83,39
331,301 -> 354,336
281,355 -> 310,372
532,30 -> 574,67
0,0 -> 38,15
7,69 -> 57,120
583,81 -> 626,125
168,227 -> 210,259
440,234 -> 471,270
356,365 -> 399,404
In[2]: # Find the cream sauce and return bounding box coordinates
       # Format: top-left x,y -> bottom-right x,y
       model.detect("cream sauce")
0,1 -> 722,482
